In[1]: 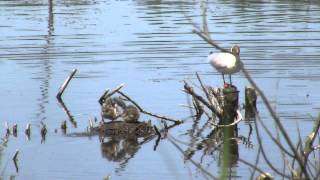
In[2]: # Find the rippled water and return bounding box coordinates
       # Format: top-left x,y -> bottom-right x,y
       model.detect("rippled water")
1,0 -> 320,179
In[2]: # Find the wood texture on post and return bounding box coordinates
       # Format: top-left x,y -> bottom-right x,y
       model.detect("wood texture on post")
245,86 -> 257,120
220,86 -> 239,172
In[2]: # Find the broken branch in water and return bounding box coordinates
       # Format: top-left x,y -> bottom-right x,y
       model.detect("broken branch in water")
183,81 -> 222,119
56,69 -> 77,100
98,83 -> 125,105
195,72 -> 211,105
98,89 -> 110,105
116,90 -> 182,124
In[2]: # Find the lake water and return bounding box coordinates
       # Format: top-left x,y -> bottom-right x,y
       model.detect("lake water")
1,0 -> 320,179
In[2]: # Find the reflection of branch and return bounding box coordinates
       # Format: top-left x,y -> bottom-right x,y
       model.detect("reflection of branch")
255,111 -> 294,158
249,147 -> 261,180
12,149 -> 19,173
168,135 -> 218,180
117,91 -> 182,124
253,113 -> 290,178
238,158 -> 266,176
57,99 -> 77,127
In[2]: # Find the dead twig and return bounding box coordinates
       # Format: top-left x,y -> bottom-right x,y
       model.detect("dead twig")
195,72 -> 211,105
183,81 -> 222,119
56,69 -> 77,100
98,89 -> 110,105
168,134 -> 218,180
98,83 -> 125,105
117,90 -> 182,124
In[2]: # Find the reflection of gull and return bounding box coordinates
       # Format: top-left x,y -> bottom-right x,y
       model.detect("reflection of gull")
207,45 -> 241,85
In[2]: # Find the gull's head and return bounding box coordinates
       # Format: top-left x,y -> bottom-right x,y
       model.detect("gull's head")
231,45 -> 240,56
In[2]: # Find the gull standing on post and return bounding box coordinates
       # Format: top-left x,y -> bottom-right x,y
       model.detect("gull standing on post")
207,45 -> 241,86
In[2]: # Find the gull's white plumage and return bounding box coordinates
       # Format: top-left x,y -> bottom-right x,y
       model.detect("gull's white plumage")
207,45 -> 241,85
208,53 -> 238,74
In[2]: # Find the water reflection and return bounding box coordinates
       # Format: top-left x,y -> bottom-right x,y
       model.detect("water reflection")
101,136 -> 141,172
1,0 -> 320,179
35,0 -> 54,122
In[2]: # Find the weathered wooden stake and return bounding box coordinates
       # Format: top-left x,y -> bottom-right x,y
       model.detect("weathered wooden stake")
220,86 -> 239,126
56,69 -> 77,100
245,86 -> 257,120
220,86 -> 239,169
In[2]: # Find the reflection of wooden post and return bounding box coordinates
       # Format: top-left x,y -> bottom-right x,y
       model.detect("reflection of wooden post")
245,86 -> 257,120
220,86 -> 239,178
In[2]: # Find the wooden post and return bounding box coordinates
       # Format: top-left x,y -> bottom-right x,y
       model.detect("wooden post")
245,86 -> 257,120
221,86 -> 239,126
220,86 -> 239,175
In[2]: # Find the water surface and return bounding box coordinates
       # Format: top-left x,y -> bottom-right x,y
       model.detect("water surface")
1,0 -> 320,179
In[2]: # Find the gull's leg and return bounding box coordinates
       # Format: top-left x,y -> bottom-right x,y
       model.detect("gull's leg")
229,74 -> 232,85
222,74 -> 226,85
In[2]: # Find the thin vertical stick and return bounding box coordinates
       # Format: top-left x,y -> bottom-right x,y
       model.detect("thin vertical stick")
56,69 -> 77,100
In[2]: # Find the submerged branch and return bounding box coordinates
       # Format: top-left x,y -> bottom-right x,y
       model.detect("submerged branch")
168,134 -> 218,180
